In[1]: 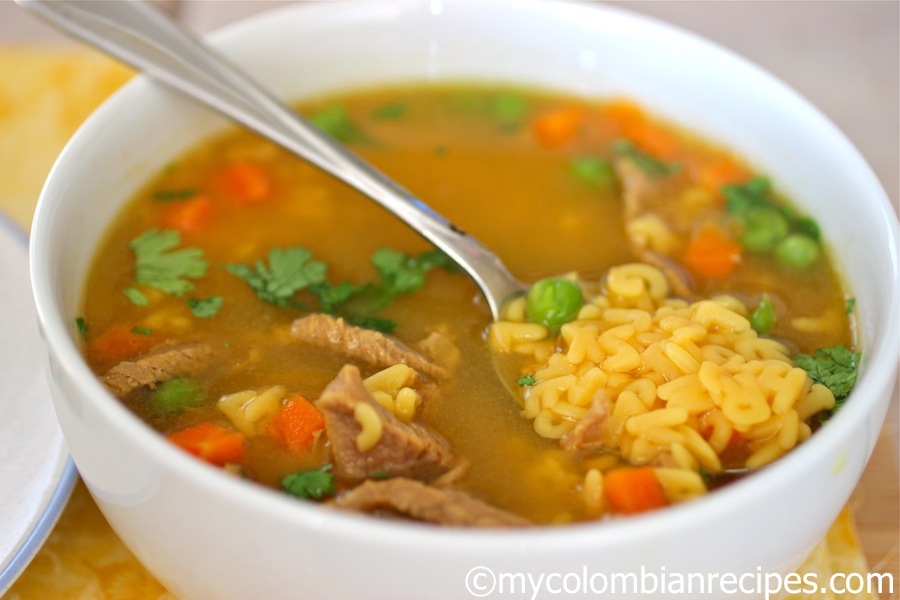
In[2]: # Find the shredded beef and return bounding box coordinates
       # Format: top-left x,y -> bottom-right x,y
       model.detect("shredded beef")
317,364 -> 456,482
101,343 -> 214,398
614,158 -> 695,298
561,390 -> 612,457
335,477 -> 529,527
292,314 -> 449,379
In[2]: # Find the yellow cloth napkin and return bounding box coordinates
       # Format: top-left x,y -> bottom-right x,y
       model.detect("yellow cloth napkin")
0,46 -> 132,230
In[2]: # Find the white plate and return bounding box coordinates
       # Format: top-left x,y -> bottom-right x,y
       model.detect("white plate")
0,211 -> 77,594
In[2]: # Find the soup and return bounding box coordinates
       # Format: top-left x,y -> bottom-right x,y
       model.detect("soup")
78,84 -> 857,525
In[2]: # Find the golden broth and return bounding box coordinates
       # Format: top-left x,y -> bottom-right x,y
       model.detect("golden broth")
80,84 -> 852,524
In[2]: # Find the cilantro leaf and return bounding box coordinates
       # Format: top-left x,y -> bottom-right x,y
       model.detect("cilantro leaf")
225,245 -> 457,333
373,248 -> 457,296
282,464 -> 336,500
795,344 -> 861,401
372,102 -> 407,121
187,296 -> 224,318
153,188 -> 197,202
153,377 -> 201,415
517,375 -> 536,387
226,247 -> 327,308
337,248 -> 456,320
126,229 -> 208,303
611,139 -> 682,178
309,105 -> 365,143
74,316 -> 89,340
130,326 -> 153,336
309,281 -> 357,314
722,176 -> 772,215
347,315 -> 397,334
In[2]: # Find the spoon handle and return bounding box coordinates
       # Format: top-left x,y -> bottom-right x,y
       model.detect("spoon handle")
17,0 -> 525,319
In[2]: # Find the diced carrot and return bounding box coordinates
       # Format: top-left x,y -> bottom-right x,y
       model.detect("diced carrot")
603,99 -> 679,159
216,162 -> 273,204
89,323 -> 154,365
682,223 -> 743,279
694,158 -> 752,200
160,195 -> 214,234
604,467 -> 669,515
621,120 -> 680,160
531,106 -> 584,148
166,422 -> 245,467
603,99 -> 646,133
267,394 -> 326,452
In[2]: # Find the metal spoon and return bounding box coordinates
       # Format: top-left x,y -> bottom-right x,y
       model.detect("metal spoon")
17,0 -> 526,320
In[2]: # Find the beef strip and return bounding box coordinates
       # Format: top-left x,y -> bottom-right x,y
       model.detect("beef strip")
100,343 -> 214,398
292,314 -> 449,379
561,390 -> 612,457
614,158 -> 695,298
639,249 -> 696,299
335,477 -> 529,527
317,364 -> 456,482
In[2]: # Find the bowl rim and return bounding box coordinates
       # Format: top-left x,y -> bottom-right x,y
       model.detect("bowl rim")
28,0 -> 900,552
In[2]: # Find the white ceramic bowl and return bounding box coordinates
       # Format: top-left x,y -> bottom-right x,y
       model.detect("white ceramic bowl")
30,2 -> 899,599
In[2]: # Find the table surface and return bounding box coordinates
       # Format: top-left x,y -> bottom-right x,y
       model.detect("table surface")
0,1 -> 897,597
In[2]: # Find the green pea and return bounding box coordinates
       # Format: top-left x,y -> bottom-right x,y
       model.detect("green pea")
775,234 -> 820,270
749,293 -> 776,334
739,206 -> 789,254
526,278 -> 583,330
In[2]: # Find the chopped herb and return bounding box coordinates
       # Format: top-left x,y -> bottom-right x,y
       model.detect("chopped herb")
611,139 -> 682,177
282,464 -> 336,500
223,342 -> 232,348
153,377 -> 201,415
793,215 -> 821,241
569,156 -> 616,189
724,177 -> 823,266
723,176 -> 772,215
187,296 -> 224,318
153,188 -> 197,201
227,246 -> 456,332
370,471 -> 393,480
130,326 -> 153,336
795,344 -> 860,401
347,315 -> 397,334
327,248 -> 457,330
749,293 -> 776,335
225,247 -> 327,308
124,228 -> 208,305
372,102 -> 407,120
346,248 -> 458,315
74,316 -> 89,340
845,297 -> 856,315
309,105 -> 365,143
517,375 -> 536,387
308,281 -> 356,314
124,287 -> 149,306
